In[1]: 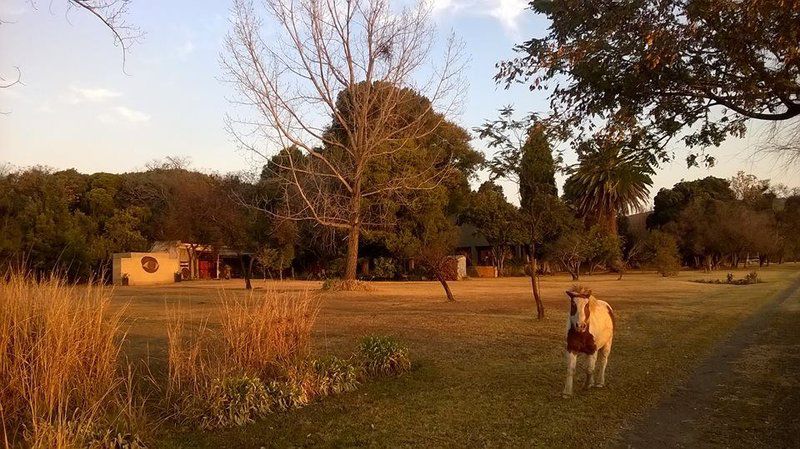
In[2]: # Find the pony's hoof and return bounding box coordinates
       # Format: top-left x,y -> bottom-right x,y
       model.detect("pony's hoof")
594,383 -> 605,389
562,393 -> 572,399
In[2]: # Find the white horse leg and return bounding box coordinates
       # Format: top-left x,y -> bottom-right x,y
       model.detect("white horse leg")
585,352 -> 597,388
563,351 -> 577,397
596,340 -> 612,388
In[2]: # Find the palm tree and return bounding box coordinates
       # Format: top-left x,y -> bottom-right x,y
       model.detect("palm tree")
563,142 -> 654,235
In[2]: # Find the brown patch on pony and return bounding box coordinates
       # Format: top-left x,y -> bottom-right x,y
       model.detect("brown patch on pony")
570,301 -> 577,316
567,327 -> 597,354
607,305 -> 615,329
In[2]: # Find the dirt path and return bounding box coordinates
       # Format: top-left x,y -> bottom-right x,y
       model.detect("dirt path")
619,275 -> 800,448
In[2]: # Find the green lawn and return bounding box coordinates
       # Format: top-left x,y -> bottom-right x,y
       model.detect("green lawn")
112,264 -> 800,448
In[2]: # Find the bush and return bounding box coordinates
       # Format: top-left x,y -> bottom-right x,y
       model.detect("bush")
372,257 -> 398,280
321,279 -> 373,291
359,336 -> 411,376
264,379 -> 310,411
311,357 -> 360,395
644,230 -> 681,276
692,271 -> 763,286
198,376 -> 272,429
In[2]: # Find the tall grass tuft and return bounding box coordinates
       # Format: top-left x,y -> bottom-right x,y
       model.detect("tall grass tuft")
166,289 -> 320,426
218,289 -> 318,377
0,273 -> 127,448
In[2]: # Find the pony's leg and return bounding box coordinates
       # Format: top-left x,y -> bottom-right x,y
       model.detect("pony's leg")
563,351 -> 577,397
596,339 -> 612,388
584,352 -> 597,388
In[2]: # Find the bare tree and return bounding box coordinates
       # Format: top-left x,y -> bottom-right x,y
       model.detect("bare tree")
1,0 -> 140,91
223,0 -> 466,282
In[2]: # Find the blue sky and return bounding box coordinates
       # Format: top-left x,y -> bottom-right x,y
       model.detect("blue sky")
0,0 -> 796,205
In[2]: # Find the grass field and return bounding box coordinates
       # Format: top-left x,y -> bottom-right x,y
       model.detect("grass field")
112,265 -> 800,448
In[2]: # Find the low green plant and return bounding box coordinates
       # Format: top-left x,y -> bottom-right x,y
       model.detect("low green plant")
88,430 -> 149,449
265,379 -> 310,411
312,356 -> 360,395
198,376 -> 272,430
359,335 -> 411,376
744,271 -> 760,284
693,271 -> 763,286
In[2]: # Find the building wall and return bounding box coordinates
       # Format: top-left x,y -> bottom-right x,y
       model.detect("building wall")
113,252 -> 179,286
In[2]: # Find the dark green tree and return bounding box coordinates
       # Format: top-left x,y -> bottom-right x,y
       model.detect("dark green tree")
464,182 -> 524,276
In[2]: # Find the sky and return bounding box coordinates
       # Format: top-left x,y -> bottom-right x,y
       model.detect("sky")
0,0 -> 797,207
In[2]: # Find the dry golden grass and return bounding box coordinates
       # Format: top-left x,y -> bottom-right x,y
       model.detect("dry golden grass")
166,289 -> 320,426
218,289 -> 319,377
0,274 -> 125,449
113,265 -> 800,448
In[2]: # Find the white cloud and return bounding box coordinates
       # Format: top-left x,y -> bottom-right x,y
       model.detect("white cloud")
98,106 -> 151,124
64,86 -> 122,104
114,106 -> 151,123
430,0 -> 528,33
488,0 -> 528,32
430,0 -> 456,13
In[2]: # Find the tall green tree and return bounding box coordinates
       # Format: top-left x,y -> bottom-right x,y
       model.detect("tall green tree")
498,0 -> 800,166
477,112 -> 569,318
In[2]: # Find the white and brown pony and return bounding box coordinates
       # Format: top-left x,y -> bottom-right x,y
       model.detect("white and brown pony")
563,289 -> 614,397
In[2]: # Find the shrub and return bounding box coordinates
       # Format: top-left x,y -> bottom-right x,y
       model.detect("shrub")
264,379 -> 310,411
198,376 -> 272,430
311,357 -> 360,396
321,279 -> 373,291
359,336 -> 411,376
692,271 -> 763,286
644,230 -> 681,276
0,273 -> 128,448
372,257 -> 397,280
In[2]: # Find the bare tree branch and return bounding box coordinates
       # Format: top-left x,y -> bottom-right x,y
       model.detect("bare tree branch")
223,0 -> 466,280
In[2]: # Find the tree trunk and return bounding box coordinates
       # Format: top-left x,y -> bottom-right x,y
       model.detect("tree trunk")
435,272 -> 455,302
343,222 -> 360,281
528,245 -> 545,320
239,253 -> 252,290
607,210 -> 619,236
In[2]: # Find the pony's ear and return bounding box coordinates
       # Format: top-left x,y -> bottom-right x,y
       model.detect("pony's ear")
565,290 -> 576,299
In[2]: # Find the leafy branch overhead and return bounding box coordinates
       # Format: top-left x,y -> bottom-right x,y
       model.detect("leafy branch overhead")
498,0 -> 800,166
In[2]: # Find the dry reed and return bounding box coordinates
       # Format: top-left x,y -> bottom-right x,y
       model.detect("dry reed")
166,289 -> 319,425
0,273 -> 126,448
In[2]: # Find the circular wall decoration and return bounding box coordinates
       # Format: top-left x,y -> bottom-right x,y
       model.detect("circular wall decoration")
141,256 -> 160,273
